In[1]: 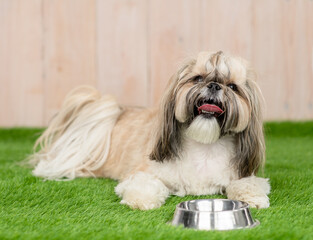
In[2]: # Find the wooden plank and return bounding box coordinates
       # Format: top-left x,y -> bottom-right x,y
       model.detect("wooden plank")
251,0 -> 313,120
304,0 -> 313,119
250,0 -> 285,120
0,0 -> 43,126
275,0 -> 306,120
200,0 -> 252,59
292,0 -> 313,120
96,0 -> 148,107
149,0 -> 202,105
43,0 -> 97,124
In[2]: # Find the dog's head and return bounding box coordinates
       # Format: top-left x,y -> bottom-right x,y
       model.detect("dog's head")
150,51 -> 265,178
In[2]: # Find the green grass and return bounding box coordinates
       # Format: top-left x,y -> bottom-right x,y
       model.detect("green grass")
0,122 -> 312,240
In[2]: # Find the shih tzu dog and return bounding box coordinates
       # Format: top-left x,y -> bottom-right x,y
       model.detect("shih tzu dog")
29,51 -> 270,210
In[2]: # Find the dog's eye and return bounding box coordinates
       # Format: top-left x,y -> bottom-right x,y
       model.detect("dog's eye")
227,83 -> 237,91
193,75 -> 203,83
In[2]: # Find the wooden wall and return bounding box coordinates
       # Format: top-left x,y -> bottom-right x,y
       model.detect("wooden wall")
0,0 -> 312,126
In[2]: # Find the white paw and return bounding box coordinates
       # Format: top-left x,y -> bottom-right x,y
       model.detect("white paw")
115,172 -> 169,210
238,195 -> 270,209
120,198 -> 162,210
226,176 -> 271,209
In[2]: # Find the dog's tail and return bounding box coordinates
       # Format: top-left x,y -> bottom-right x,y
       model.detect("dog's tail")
28,86 -> 122,180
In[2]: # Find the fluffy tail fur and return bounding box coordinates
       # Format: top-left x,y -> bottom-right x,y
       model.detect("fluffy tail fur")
29,86 -> 121,180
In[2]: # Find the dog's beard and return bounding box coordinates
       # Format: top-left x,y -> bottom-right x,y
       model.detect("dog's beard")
185,116 -> 220,144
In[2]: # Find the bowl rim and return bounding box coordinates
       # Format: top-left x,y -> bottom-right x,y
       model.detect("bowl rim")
175,199 -> 250,213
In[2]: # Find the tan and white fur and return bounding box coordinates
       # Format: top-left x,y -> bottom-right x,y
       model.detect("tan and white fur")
29,51 -> 270,210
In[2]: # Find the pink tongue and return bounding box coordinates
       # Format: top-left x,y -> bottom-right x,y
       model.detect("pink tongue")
198,104 -> 223,114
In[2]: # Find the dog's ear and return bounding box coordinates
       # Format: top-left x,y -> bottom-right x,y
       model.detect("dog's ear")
235,77 -> 265,178
149,62 -> 193,162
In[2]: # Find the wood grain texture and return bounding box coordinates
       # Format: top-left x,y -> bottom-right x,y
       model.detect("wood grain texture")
0,0 -> 43,126
303,0 -> 313,119
250,0 -> 285,120
42,0 -> 97,123
96,0 -> 148,107
251,0 -> 313,120
292,0 -> 313,120
149,0 -> 202,105
0,0 -> 312,126
200,0 -> 252,59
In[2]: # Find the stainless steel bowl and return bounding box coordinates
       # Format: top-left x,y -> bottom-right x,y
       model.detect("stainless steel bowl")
170,199 -> 259,231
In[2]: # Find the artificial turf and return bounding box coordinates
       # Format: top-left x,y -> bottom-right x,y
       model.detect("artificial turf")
0,122 -> 312,240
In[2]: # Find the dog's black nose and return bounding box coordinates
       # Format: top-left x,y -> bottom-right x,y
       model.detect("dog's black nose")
208,82 -> 221,93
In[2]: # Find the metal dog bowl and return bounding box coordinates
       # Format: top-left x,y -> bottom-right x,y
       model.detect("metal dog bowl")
170,199 -> 259,231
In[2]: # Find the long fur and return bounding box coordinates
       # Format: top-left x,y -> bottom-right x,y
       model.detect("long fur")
148,75 -> 183,162
30,86 -> 121,180
185,116 -> 220,144
234,78 -> 265,178
149,63 -> 192,162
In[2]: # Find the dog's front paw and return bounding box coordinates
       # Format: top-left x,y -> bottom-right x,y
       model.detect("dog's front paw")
236,195 -> 270,209
226,176 -> 271,209
120,198 -> 163,210
115,172 -> 169,210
